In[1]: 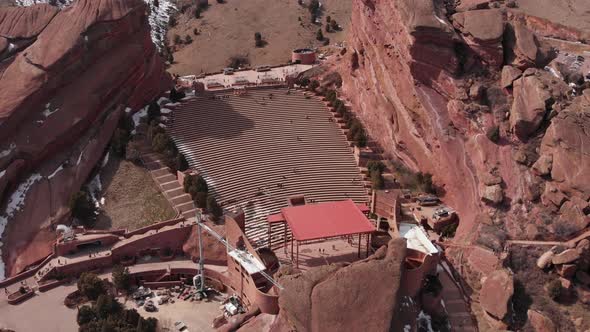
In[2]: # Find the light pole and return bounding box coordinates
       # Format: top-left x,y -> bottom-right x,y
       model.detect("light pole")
195,210 -> 205,293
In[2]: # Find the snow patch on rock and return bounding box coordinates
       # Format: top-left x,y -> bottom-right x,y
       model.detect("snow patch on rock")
131,105 -> 149,135
145,0 -> 176,51
47,164 -> 64,179
16,0 -> 72,8
0,143 -> 16,159
157,97 -> 170,105
87,173 -> 103,210
42,103 -> 59,118
0,173 -> 43,280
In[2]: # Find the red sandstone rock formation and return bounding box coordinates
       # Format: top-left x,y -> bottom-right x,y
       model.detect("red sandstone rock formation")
0,0 -> 170,278
527,309 -> 557,332
338,0 -> 589,243
275,238 -> 407,332
479,269 -> 514,325
333,1 -> 589,328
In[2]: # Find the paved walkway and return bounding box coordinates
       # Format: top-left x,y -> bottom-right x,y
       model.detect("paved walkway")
0,259 -> 226,332
505,229 -> 590,247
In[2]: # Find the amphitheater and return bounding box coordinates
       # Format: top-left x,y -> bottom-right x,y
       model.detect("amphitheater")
167,87 -> 369,247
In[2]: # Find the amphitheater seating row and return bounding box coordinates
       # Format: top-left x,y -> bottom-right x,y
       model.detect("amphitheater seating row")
168,88 -> 369,248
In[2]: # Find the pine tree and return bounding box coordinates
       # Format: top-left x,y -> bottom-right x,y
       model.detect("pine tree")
316,29 -> 324,41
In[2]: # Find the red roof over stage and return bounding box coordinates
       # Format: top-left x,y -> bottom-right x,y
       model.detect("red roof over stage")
268,200 -> 376,241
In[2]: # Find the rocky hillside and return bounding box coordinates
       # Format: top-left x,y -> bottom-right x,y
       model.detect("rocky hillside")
329,0 -> 590,329
338,0 -> 589,243
0,0 -> 170,279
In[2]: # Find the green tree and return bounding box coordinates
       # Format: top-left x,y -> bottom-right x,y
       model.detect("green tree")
416,172 -> 435,194
77,272 -> 106,301
112,265 -> 131,292
176,153 -> 189,172
123,308 -> 140,327
169,16 -> 177,27
308,0 -> 319,14
184,35 -> 193,44
354,129 -> 367,147
77,305 -> 96,325
111,128 -> 130,157
254,32 -> 263,47
69,191 -> 97,228
194,7 -> 201,18
194,191 -> 208,209
367,160 -> 386,174
151,133 -> 172,153
370,170 -> 384,189
330,19 -> 338,31
118,114 -> 134,133
486,125 -> 500,143
147,101 -> 161,122
316,29 -> 324,41
207,195 -> 223,221
169,87 -> 185,102
325,90 -> 337,102
308,79 -> 320,91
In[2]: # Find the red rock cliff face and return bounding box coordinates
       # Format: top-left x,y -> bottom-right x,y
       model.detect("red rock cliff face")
340,0 -> 483,238
339,0 -> 590,245
0,0 -> 170,278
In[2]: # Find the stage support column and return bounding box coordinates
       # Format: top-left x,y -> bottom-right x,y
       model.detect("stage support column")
358,233 -> 361,258
268,223 -> 272,249
296,240 -> 300,269
284,222 -> 288,254
291,235 -> 294,262
366,233 -> 370,257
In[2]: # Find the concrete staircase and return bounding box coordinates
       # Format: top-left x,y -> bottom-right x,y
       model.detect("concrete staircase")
439,265 -> 478,332
138,146 -> 197,220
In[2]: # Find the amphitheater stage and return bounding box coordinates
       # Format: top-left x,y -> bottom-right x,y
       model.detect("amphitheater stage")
167,87 -> 369,247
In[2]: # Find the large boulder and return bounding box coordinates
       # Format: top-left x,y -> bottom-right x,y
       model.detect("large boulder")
555,201 -> 590,238
504,22 -> 550,68
539,109 -> 590,199
455,0 -> 491,12
501,66 -> 523,88
527,310 -> 557,332
481,184 -> 504,204
452,9 -> 505,68
532,154 -> 552,176
552,249 -> 580,265
277,238 -> 407,332
509,73 -> 552,140
479,269 -> 514,322
536,250 -> 555,269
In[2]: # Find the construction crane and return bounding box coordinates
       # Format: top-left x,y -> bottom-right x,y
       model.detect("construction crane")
193,210 -> 283,296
